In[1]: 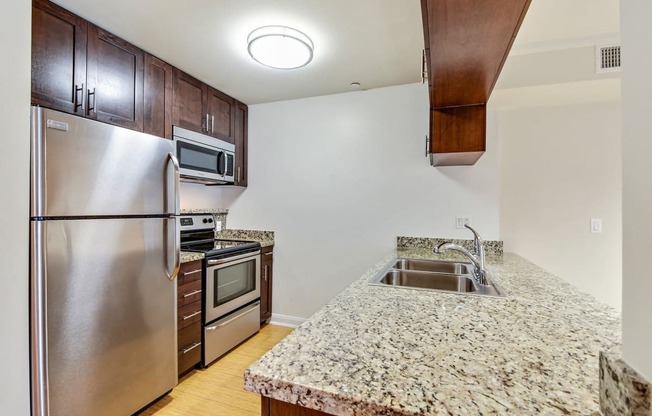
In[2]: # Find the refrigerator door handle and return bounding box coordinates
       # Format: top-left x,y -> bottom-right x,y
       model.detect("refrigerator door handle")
30,221 -> 49,416
165,217 -> 180,281
167,152 -> 180,216
31,107 -> 46,218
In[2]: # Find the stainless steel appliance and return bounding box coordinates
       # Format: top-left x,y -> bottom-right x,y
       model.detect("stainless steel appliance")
179,214 -> 261,366
30,107 -> 180,416
173,126 -> 235,185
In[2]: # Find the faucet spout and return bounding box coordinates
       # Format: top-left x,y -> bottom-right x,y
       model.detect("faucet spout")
433,227 -> 488,286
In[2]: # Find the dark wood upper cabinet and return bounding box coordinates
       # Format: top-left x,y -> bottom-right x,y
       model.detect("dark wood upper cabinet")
421,0 -> 530,165
234,101 -> 248,187
32,0 -> 145,131
32,0 -> 249,183
172,71 -> 238,143
172,69 -> 206,134
31,0 -> 87,114
86,24 -> 144,131
206,88 -> 234,143
144,54 -> 173,139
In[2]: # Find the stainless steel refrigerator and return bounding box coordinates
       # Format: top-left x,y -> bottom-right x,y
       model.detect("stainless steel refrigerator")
30,107 -> 180,416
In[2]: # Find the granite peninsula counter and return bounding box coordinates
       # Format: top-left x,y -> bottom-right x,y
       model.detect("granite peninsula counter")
244,249 -> 621,415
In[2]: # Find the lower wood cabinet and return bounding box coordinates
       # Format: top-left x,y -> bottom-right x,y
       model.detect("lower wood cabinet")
177,260 -> 203,376
262,397 -> 332,416
260,245 -> 274,324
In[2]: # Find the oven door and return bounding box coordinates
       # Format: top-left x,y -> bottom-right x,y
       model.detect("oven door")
205,251 -> 260,323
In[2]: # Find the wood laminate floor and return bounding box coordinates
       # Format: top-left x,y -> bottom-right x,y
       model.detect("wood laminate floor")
140,325 -> 293,416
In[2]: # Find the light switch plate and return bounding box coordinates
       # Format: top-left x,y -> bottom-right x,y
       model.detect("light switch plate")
591,218 -> 603,233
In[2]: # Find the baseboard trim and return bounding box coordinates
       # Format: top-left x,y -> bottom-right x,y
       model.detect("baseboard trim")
269,313 -> 305,328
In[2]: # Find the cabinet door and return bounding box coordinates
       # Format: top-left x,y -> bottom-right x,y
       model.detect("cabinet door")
260,246 -> 273,323
31,0 -> 87,114
206,87 -> 234,143
234,101 -> 248,187
144,54 -> 173,139
172,69 -> 207,134
86,24 -> 144,131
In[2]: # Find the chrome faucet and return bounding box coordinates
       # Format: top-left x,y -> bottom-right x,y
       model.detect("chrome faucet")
433,224 -> 488,286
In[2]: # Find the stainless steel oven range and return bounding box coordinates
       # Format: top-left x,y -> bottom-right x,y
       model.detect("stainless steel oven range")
180,214 -> 261,366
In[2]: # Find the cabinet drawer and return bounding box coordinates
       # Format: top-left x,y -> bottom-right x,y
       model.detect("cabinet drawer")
178,322 -> 201,375
178,279 -> 202,307
178,261 -> 202,285
178,300 -> 201,330
178,321 -> 201,350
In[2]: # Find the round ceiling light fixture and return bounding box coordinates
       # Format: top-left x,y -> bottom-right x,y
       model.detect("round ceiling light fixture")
247,26 -> 314,70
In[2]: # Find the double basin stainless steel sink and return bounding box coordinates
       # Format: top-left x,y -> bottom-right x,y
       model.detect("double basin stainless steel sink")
369,258 -> 505,297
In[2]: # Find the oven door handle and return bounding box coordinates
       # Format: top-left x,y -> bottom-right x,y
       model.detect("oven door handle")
207,250 -> 261,266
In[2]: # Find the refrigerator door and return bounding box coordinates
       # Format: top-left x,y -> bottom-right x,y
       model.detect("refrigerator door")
31,106 -> 178,218
31,217 -> 178,416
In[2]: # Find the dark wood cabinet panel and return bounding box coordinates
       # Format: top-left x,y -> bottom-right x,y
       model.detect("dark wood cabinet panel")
421,0 -> 530,164
144,54 -> 173,139
262,397 -> 332,416
234,101 -> 248,187
178,260 -> 202,285
178,301 -> 201,330
178,321 -> 201,376
31,0 -> 87,114
177,279 -> 202,307
86,24 -> 144,131
423,0 -> 530,108
431,105 -> 486,153
206,87 -> 234,143
172,69 -> 207,134
177,260 -> 203,376
260,245 -> 273,324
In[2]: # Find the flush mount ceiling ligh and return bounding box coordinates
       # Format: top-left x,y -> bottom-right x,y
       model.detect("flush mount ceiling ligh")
247,26 -> 314,70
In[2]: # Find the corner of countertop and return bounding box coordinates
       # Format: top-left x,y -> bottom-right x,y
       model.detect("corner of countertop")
217,229 -> 275,247
181,251 -> 204,263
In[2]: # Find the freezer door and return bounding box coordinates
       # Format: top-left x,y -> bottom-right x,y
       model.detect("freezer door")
31,218 -> 178,416
31,106 -> 178,217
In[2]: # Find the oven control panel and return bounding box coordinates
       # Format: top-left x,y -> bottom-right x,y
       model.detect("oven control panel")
179,214 -> 218,232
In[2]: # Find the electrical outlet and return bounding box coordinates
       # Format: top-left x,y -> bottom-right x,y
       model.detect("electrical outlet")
590,218 -> 602,233
215,221 -> 222,232
455,216 -> 471,229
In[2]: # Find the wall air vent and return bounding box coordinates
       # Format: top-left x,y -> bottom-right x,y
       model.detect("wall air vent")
596,45 -> 621,73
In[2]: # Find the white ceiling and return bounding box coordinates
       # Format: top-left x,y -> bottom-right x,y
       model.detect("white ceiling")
52,0 -> 619,105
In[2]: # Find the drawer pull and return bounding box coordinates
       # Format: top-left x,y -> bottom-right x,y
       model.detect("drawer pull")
182,269 -> 202,276
264,252 -> 273,256
182,289 -> 202,298
181,342 -> 201,354
182,311 -> 201,320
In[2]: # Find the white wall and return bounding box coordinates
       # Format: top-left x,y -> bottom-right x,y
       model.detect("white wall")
499,102 -> 622,310
190,83 -> 501,319
621,0 -> 652,382
0,1 -> 32,415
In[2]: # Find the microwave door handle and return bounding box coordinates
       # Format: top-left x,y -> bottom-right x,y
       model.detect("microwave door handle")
222,152 -> 227,178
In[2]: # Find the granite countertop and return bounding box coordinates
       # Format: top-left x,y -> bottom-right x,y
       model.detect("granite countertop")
180,251 -> 204,263
217,229 -> 275,248
244,250 -> 621,415
180,208 -> 229,215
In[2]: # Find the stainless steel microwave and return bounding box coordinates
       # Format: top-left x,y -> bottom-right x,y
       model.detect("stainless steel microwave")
173,126 -> 235,185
